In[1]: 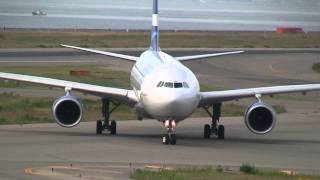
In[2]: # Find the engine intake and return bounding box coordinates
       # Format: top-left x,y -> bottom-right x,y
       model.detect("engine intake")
245,101 -> 276,134
52,95 -> 83,128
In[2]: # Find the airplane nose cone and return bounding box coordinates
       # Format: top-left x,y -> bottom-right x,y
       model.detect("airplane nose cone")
164,92 -> 185,107
144,90 -> 199,120
163,92 -> 198,116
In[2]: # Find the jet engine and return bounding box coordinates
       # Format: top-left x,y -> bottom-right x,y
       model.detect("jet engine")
52,95 -> 83,128
245,101 -> 276,134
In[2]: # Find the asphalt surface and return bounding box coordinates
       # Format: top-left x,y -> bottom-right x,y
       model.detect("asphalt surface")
1,116 -> 320,180
0,48 -> 320,179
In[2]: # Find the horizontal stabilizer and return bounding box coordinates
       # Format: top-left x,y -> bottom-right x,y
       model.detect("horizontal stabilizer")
176,51 -> 244,61
61,44 -> 139,61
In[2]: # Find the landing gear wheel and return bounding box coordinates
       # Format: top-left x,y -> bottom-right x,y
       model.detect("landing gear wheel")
204,103 -> 226,140
96,120 -> 103,135
217,125 -> 225,139
163,134 -> 170,145
100,98 -> 121,136
170,134 -> 177,145
204,124 -> 211,139
110,120 -> 117,135
162,120 -> 177,145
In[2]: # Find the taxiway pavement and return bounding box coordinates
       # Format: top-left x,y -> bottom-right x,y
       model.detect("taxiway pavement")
0,116 -> 320,179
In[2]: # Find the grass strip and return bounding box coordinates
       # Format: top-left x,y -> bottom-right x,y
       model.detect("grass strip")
1,30 -> 320,48
131,165 -> 320,180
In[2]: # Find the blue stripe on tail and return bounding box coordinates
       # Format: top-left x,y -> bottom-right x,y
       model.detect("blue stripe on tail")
153,0 -> 158,14
151,0 -> 159,51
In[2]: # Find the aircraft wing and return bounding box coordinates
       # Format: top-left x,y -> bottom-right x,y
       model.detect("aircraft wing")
199,84 -> 320,106
0,72 -> 138,105
61,44 -> 139,61
176,51 -> 244,61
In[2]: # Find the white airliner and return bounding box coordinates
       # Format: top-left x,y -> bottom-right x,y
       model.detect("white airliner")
1,0 -> 320,145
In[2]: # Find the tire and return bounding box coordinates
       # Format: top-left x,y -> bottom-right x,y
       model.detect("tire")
218,125 -> 225,139
163,134 -> 170,145
170,134 -> 176,145
96,120 -> 103,135
110,120 -> 117,135
204,124 -> 211,139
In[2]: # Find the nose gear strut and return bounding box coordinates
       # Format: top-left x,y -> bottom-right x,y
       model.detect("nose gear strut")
162,120 -> 177,145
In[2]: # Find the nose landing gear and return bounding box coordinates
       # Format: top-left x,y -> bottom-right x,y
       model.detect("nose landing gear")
162,120 -> 177,145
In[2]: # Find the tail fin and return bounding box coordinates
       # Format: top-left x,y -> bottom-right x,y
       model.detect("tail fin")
150,0 -> 159,51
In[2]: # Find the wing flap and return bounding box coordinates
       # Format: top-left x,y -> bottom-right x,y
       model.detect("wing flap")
61,44 -> 139,61
199,84 -> 320,106
0,72 -> 137,105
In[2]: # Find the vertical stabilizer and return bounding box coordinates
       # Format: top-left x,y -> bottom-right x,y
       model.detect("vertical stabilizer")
150,0 -> 159,51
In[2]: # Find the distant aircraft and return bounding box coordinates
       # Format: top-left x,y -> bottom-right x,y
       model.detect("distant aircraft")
1,0 -> 320,145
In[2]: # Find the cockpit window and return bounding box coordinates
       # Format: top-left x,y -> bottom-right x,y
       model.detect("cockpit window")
183,82 -> 189,88
174,82 -> 183,88
157,81 -> 164,87
164,82 -> 173,88
157,81 -> 189,88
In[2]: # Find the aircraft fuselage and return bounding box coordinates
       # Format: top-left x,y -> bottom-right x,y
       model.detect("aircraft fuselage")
131,50 -> 201,122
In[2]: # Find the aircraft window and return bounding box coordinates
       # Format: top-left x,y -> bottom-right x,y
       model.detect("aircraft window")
183,82 -> 189,88
174,82 -> 183,88
157,82 -> 188,88
164,82 -> 173,88
157,81 -> 164,87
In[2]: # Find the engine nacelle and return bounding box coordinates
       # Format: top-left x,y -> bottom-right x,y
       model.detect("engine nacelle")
245,101 -> 276,134
52,95 -> 83,128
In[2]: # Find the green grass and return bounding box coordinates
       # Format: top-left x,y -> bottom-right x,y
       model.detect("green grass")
0,66 -> 131,89
312,62 -> 320,73
240,164 -> 259,174
0,92 -> 55,124
0,92 -> 134,125
0,30 -> 319,48
131,166 -> 320,180
272,105 -> 287,114
200,84 -> 223,91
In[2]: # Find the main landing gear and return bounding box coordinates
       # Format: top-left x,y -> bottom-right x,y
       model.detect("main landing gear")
203,103 -> 225,139
96,98 -> 120,135
162,120 -> 177,145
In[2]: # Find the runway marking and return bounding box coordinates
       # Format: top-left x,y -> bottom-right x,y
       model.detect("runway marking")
24,167 -> 33,174
24,165 -> 123,179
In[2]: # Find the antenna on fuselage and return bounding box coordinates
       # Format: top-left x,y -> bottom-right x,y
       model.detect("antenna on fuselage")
150,0 -> 159,51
